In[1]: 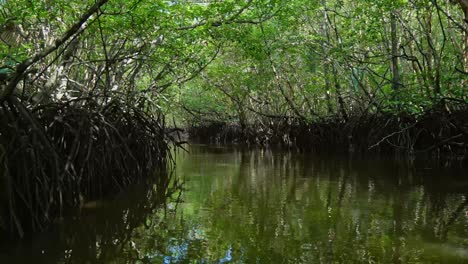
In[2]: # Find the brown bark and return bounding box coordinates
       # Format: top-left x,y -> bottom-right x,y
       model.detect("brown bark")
391,12 -> 401,91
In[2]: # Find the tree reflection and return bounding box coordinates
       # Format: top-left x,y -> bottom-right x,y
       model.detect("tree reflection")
162,146 -> 468,263
0,171 -> 183,264
2,145 -> 467,263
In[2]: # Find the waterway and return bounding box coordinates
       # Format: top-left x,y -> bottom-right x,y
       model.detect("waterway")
1,144 -> 468,263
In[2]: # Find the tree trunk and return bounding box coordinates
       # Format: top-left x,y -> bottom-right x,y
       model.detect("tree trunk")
391,12 -> 401,91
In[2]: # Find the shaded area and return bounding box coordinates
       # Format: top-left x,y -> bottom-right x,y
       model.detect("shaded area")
0,97 -> 170,237
188,103 -> 468,159
0,170 -> 182,264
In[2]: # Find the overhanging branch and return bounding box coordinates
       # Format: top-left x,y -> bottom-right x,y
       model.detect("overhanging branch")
0,0 -> 109,103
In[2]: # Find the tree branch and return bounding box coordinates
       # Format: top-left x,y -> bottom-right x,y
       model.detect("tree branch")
0,0 -> 109,103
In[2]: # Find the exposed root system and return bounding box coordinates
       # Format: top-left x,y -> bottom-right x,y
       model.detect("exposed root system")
188,104 -> 468,160
0,97 -> 170,238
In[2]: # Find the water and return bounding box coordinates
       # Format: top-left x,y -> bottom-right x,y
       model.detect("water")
1,144 -> 468,263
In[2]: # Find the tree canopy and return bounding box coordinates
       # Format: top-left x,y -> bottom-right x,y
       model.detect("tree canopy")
0,0 -> 466,125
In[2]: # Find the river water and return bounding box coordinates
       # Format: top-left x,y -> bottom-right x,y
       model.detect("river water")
1,144 -> 468,263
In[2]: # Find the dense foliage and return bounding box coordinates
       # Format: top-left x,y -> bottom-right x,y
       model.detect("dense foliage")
1,0 -> 466,124
172,0 -> 467,123
0,0 -> 467,237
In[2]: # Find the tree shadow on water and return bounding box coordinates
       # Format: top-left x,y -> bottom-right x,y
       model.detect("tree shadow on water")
0,171 -> 184,264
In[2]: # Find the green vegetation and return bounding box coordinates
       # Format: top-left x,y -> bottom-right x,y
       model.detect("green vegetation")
0,0 -> 467,237
172,0 -> 467,154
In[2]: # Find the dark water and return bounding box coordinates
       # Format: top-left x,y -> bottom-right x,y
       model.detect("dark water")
1,144 -> 468,263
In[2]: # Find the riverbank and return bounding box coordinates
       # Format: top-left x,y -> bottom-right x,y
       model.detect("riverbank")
188,103 -> 468,160
0,97 -> 171,238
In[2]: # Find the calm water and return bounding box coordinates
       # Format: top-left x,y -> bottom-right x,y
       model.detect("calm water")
1,144 -> 468,263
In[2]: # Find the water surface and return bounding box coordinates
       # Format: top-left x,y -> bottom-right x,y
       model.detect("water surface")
1,144 -> 468,263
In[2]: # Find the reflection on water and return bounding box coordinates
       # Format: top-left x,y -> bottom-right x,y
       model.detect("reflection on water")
0,172 -> 182,264
1,144 -> 468,263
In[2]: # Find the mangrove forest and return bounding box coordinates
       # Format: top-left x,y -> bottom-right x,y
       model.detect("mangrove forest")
0,0 -> 467,263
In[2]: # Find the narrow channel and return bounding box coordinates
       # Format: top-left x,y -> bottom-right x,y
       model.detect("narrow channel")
1,144 -> 467,263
